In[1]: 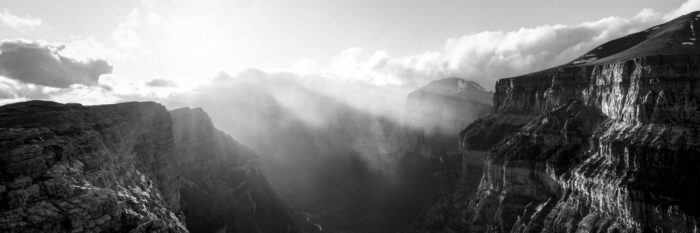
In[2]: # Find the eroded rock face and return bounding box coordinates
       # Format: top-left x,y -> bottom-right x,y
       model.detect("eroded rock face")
0,101 -> 304,233
170,107 -> 302,233
0,101 -> 186,233
411,11 -> 700,233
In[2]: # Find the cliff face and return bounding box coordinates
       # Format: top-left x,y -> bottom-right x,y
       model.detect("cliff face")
0,101 -> 302,233
170,107 -> 301,233
411,11 -> 700,233
0,101 -> 186,233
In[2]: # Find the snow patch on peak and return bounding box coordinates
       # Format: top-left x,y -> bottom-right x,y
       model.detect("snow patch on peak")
573,53 -> 598,65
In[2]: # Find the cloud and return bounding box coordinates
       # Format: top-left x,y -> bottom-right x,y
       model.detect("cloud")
62,36 -> 127,62
111,0 -> 164,49
0,40 -> 113,88
3,0 -> 697,106
145,78 -> 178,87
112,10 -> 142,48
322,4 -> 688,89
665,0 -> 700,20
0,8 -> 42,31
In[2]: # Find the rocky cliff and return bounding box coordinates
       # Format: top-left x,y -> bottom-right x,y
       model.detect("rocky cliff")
0,101 -> 302,233
0,101 -> 186,233
171,107 -> 301,233
411,11 -> 700,233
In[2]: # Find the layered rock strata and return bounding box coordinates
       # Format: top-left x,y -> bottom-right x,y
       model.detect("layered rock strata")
411,11 -> 700,233
0,101 -> 186,233
0,101 -> 302,233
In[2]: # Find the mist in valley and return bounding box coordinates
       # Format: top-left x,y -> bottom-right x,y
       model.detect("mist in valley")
154,68 -> 492,232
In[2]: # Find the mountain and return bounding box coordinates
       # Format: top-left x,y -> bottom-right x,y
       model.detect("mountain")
173,72 -> 499,233
195,75 -> 440,233
0,101 -> 301,233
410,11 -> 700,232
171,107 -> 301,233
406,77 -> 492,136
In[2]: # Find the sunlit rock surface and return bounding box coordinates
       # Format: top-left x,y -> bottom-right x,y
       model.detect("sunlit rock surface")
411,11 -> 700,233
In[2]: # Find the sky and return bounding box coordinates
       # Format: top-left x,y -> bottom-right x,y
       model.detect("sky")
0,0 -> 698,106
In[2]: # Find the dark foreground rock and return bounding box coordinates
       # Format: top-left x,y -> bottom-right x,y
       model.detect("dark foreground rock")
410,11 -> 700,233
0,101 -> 302,233
0,101 -> 186,233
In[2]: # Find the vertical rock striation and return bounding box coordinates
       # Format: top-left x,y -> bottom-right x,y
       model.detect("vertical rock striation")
412,11 -> 700,233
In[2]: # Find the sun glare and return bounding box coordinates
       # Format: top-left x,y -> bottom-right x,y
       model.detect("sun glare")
167,19 -> 224,61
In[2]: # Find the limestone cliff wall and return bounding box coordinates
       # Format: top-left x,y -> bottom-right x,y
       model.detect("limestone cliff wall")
0,101 -> 303,233
0,101 -> 186,233
412,53 -> 700,233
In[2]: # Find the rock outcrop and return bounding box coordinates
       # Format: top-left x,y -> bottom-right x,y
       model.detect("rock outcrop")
0,101 -> 186,233
171,107 -> 301,233
411,11 -> 700,233
0,101 -> 302,233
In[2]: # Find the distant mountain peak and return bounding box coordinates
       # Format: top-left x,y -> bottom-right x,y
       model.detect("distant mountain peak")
417,77 -> 488,95
406,77 -> 493,135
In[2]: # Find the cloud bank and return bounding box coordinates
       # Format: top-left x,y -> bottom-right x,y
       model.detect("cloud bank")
1,0 -> 698,105
328,9 -> 674,89
0,40 -> 113,88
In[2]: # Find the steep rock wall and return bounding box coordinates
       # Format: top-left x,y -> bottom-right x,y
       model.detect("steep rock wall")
0,101 -> 186,233
170,107 -> 303,233
451,54 -> 700,233
0,101 -> 305,233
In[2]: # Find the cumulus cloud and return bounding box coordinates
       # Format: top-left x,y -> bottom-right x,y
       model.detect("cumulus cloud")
0,40 -> 113,88
145,78 -> 178,87
3,0 -> 698,107
0,8 -> 42,31
324,4 -> 691,89
666,0 -> 700,20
